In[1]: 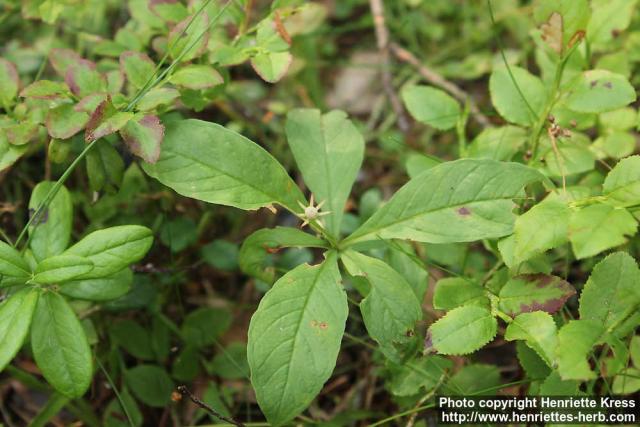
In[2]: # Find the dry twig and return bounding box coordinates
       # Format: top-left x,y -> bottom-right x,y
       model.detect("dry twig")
176,385 -> 245,427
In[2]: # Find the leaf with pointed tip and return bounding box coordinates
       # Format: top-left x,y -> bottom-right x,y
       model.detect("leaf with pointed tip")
28,181 -> 73,262
342,250 -> 422,361
239,227 -> 327,284
426,305 -> 497,356
120,51 -> 156,89
31,291 -> 92,398
556,319 -> 603,380
566,70 -> 636,113
343,159 -> 544,245
247,253 -> 347,426
120,115 -> 164,163
579,252 -> 640,331
498,274 -> 575,316
32,255 -> 94,284
569,204 -> 637,259
286,109 -> 364,237
0,288 -> 39,371
505,311 -> 558,366
142,119 -> 305,212
603,155 -> 640,207
0,241 -> 30,287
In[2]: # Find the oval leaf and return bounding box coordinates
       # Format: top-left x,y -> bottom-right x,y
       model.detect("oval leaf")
0,288 -> 39,371
120,115 -> 164,164
498,274 -> 575,316
401,85 -> 461,130
0,240 -> 30,286
489,66 -> 546,126
565,70 -> 636,113
33,255 -> 94,284
59,268 -> 133,301
28,181 -> 73,262
426,305 -> 497,355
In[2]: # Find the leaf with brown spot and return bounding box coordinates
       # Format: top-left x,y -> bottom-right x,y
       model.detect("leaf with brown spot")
119,115 -> 163,163
498,274 -> 575,317
540,12 -> 563,54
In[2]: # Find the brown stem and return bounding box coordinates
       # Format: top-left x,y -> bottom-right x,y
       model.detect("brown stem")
176,385 -> 245,427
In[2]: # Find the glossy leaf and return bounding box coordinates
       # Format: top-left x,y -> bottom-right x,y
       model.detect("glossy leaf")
344,159 -> 544,245
142,119 -> 305,212
489,66 -> 546,126
28,181 -> 73,262
286,109 -> 364,236
60,268 -> 133,301
401,85 -> 461,130
0,241 -> 30,286
426,305 -> 497,355
31,291 -> 93,398
505,311 -> 558,366
0,288 -> 39,371
64,225 -> 153,278
32,255 -> 94,284
248,253 -> 347,426
239,226 -> 327,284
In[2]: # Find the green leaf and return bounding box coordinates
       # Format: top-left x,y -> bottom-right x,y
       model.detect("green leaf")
631,335 -> 640,368
168,13 -> 209,63
28,181 -> 73,262
142,119 -> 305,212
84,99 -> 134,142
251,51 -> 292,83
556,319 -> 603,380
0,288 -> 39,371
169,65 -> 224,90
0,240 -> 30,286
401,85 -> 461,130
86,140 -> 125,193
248,252 -> 347,426
387,355 -> 452,397
125,365 -> 175,407
0,58 -> 19,107
498,274 -> 575,316
111,319 -> 154,360
433,277 -> 489,310
342,250 -> 422,360
534,0 -> 590,52
569,204 -> 637,259
385,242 -> 429,302
612,368 -> 640,394
136,87 -> 180,111
119,51 -> 156,89
426,306 -> 497,356
32,255 -> 94,284
46,103 -> 90,139
181,307 -> 232,348
539,371 -> 580,395
343,159 -> 544,245
285,109 -> 364,236
587,0 -> 638,47
65,59 -> 106,98
489,66 -> 546,126
0,131 -> 27,172
120,115 -> 164,164
104,388 -> 143,427
64,225 -> 153,278
511,199 -> 570,265
445,364 -> 501,395
603,155 -> 640,207
516,341 -> 551,380
20,80 -> 70,100
505,311 -> 558,366
565,70 -> 636,113
31,291 -> 92,398
467,126 -> 527,161
60,268 -> 133,301
239,227 -> 327,283
405,153 -> 440,179
209,342 -> 250,380
579,252 -> 640,331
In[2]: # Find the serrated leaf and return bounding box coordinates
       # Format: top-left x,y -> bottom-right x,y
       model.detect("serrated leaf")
499,274 -> 575,316
286,109 -> 364,237
342,250 -> 422,360
425,306 -> 497,355
401,85 -> 461,130
579,252 -> 640,331
120,115 -> 164,163
512,199 -> 570,265
59,268 -> 133,301
32,255 -> 94,284
343,159 -> 544,245
20,80 -> 70,100
603,155 -> 640,207
489,66 -> 546,126
505,311 -> 558,366
28,181 -> 73,262
142,119 -> 305,212
85,99 -> 133,142
239,226 -> 327,284
539,371 -> 580,395
31,291 -> 92,398
251,51 -> 292,83
46,103 -> 90,139
565,70 -> 636,113
64,59 -> 106,98
556,319 -> 603,380
248,253 -> 347,426
0,241 -> 30,287
516,341 -> 551,380
0,58 -> 19,107
433,277 -> 489,310
119,51 -> 156,89
64,225 -> 153,278
569,204 -> 637,259
169,65 -> 223,90
0,288 -> 39,371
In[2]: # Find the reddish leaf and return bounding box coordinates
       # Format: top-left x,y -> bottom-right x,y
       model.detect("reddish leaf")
64,59 -> 106,97
120,115 -> 164,163
46,104 -> 90,139
49,48 -> 83,77
498,274 -> 575,316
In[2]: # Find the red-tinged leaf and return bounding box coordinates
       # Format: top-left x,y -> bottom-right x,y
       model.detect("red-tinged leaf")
49,48 -> 83,77
85,98 -> 133,142
120,115 -> 164,163
0,58 -> 19,105
106,70 -> 125,94
75,94 -> 108,113
119,51 -> 156,89
5,122 -> 39,146
251,51 -> 292,83
167,13 -> 209,62
46,104 -> 90,139
498,274 -> 576,317
65,59 -> 106,97
20,80 -> 70,100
